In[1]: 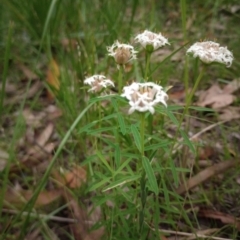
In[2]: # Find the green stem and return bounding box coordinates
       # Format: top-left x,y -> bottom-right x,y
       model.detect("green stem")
180,0 -> 187,41
139,171 -> 146,234
178,65 -> 206,127
118,66 -> 124,93
140,113 -> 145,156
144,52 -> 151,81
139,113 -> 146,234
186,65 -> 205,110
147,114 -> 153,136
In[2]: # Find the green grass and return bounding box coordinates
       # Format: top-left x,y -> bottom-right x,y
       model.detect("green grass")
0,0 -> 240,239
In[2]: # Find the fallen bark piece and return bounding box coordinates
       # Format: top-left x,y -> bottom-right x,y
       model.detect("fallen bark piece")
176,160 -> 239,195
198,208 -> 240,230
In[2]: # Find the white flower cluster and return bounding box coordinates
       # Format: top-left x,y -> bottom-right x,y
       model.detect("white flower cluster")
187,41 -> 233,67
135,30 -> 170,51
107,40 -> 138,66
84,75 -> 114,93
121,82 -> 168,114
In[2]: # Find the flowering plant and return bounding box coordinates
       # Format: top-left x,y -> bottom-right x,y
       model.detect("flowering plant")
135,30 -> 170,52
84,75 -> 114,93
107,40 -> 137,67
187,41 -> 233,67
121,82 -> 168,114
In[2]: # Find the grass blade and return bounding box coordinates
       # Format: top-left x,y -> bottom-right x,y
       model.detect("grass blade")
0,21 -> 13,116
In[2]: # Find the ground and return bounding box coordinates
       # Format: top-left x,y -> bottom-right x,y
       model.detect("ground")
0,1 -> 240,239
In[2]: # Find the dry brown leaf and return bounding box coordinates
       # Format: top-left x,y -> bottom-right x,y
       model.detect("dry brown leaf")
22,108 -> 46,128
23,142 -> 56,163
46,58 -> 60,99
4,188 -> 62,208
202,94 -> 235,109
52,167 -> 103,240
198,208 -> 240,230
26,123 -> 54,153
197,84 -> 221,102
223,79 -> 240,94
35,123 -> 54,147
52,165 -> 87,189
218,107 -> 240,121
197,83 -> 235,109
63,191 -> 104,240
64,166 -> 87,189
4,81 -> 43,106
45,105 -> 62,120
198,146 -> 215,160
176,160 -> 239,195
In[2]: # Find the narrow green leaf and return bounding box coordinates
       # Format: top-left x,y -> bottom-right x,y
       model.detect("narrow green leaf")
78,122 -> 95,133
114,144 -> 121,169
121,152 -> 140,159
142,156 -> 159,195
131,124 -> 141,152
115,158 -> 134,176
118,188 -> 134,203
111,98 -> 127,135
88,177 -> 111,192
96,151 -> 113,174
88,126 -> 117,134
144,140 -> 170,151
117,113 -> 127,135
102,175 -> 141,192
40,0 -> 58,47
162,147 -> 179,186
189,106 -> 214,112
180,129 -> 195,154
165,108 -> 179,126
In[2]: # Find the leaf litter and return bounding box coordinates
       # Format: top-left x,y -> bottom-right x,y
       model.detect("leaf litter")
196,79 -> 240,112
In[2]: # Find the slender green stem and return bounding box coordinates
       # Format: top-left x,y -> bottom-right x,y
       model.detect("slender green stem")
180,0 -> 187,41
139,170 -> 146,234
140,113 -> 145,156
186,65 -> 206,110
147,113 -> 153,136
144,52 -> 151,80
139,113 -> 146,234
179,65 -> 206,126
118,66 -> 124,93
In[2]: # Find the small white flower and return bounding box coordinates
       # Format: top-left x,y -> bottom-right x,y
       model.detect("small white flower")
84,75 -> 114,93
121,82 -> 168,114
135,30 -> 170,51
107,40 -> 137,66
187,41 -> 233,67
